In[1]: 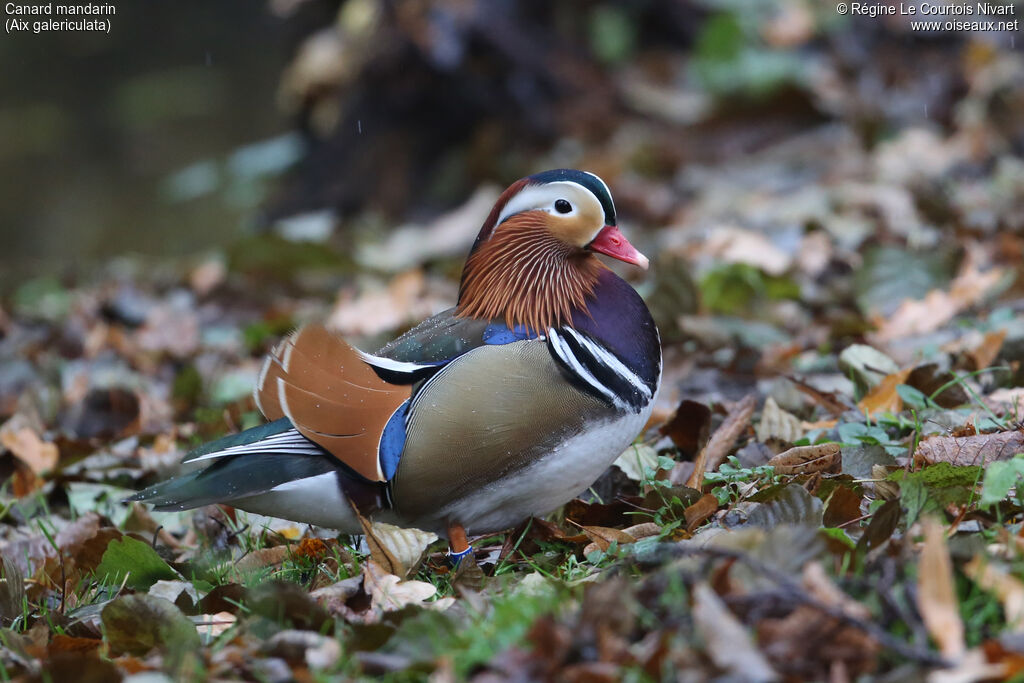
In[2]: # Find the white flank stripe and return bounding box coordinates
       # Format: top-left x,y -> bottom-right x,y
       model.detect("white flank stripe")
561,327 -> 651,399
186,428 -> 324,462
355,349 -> 435,374
547,329 -> 622,408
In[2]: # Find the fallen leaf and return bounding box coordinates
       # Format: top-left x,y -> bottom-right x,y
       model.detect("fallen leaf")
692,582 -> 778,682
915,430 -> 1024,467
748,485 -> 823,528
363,561 -> 443,612
234,546 -> 291,573
612,444 -> 660,482
838,344 -> 900,395
871,257 -> 1004,344
701,225 -> 792,276
857,368 -> 911,418
101,594 -> 201,662
906,363 -> 970,408
856,499 -> 901,555
986,387 -> 1024,418
768,443 -> 841,475
684,493 -> 720,532
265,629 -> 341,671
822,485 -> 864,528
687,394 -> 757,489
964,557 -> 1024,629
786,375 -> 851,417
966,329 -> 1008,371
149,579 -> 200,611
758,563 -> 878,678
1,425 -> 58,476
195,611 -> 236,640
571,522 -> 637,552
355,507 -> 437,578
756,397 -> 803,447
659,399 -> 712,456
917,518 -> 965,659
621,523 -> 661,540
95,536 -> 179,591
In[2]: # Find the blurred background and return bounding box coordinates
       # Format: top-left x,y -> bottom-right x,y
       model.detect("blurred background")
1,0 -> 1023,442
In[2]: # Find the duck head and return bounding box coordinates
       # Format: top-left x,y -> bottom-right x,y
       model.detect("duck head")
457,169 -> 648,334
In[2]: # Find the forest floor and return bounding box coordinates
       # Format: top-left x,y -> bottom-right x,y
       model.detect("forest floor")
3,4 -> 1024,681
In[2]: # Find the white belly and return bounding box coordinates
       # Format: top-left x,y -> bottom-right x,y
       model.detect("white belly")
432,405 -> 653,535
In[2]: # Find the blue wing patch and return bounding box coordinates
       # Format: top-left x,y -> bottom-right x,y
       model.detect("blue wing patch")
379,400 -> 410,480
483,322 -> 539,345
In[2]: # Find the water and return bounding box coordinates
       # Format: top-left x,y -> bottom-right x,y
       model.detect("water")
0,0 -> 291,287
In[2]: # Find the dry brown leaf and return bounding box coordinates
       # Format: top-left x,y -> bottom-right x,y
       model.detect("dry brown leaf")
917,518 -> 965,659
967,329 -> 1007,371
701,226 -> 792,276
326,270 -> 442,337
687,394 -> 757,489
658,399 -> 712,456
986,387 -> 1024,417
195,611 -> 236,639
621,523 -> 661,540
759,563 -> 878,678
234,546 -> 290,573
363,561 -> 450,613
871,256 -> 1003,343
352,505 -> 436,578
572,523 -> 637,553
756,397 -> 803,447
963,557 -> 1024,629
768,443 -> 841,475
929,648 -> 1008,683
915,430 -> 1024,467
684,493 -> 720,532
692,582 -> 778,682
1,426 -> 59,476
823,485 -> 864,528
786,376 -> 851,417
857,368 -> 911,418
188,257 -> 226,297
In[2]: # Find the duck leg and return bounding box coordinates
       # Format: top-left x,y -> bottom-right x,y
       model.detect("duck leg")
446,520 -> 473,564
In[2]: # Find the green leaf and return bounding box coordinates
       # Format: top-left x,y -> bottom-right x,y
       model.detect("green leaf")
981,457 -> 1024,507
94,536 -> 179,591
853,245 -> 957,317
699,263 -> 800,315
896,384 -> 933,410
888,464 -> 984,526
588,5 -> 636,65
837,423 -> 891,447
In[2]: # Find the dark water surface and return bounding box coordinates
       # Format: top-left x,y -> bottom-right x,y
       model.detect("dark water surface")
0,1 -> 293,288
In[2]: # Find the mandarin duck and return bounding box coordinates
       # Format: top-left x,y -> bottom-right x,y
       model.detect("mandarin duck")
129,170 -> 662,558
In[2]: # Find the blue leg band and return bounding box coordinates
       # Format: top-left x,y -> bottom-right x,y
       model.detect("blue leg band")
446,545 -> 473,565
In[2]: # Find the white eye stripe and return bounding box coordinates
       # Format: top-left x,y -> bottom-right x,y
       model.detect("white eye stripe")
496,181 -> 600,226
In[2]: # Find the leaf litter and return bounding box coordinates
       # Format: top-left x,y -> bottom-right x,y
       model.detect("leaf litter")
3,3 -> 1024,680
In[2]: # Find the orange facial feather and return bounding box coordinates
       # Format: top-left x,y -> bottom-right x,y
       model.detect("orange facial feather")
455,212 -> 606,334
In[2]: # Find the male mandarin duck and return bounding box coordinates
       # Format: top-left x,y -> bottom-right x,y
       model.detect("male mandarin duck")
129,169 -> 661,557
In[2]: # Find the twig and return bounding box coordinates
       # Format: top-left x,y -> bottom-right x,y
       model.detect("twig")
671,545 -> 951,668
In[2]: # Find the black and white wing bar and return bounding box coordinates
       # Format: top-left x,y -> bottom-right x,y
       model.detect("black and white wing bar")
546,327 -> 653,412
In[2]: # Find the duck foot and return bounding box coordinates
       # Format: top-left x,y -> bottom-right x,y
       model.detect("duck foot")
446,520 -> 473,566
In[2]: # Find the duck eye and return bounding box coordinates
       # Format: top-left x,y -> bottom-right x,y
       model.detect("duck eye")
554,199 -> 572,214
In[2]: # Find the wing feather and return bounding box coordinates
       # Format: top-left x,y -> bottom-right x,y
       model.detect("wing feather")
255,324 -> 410,482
